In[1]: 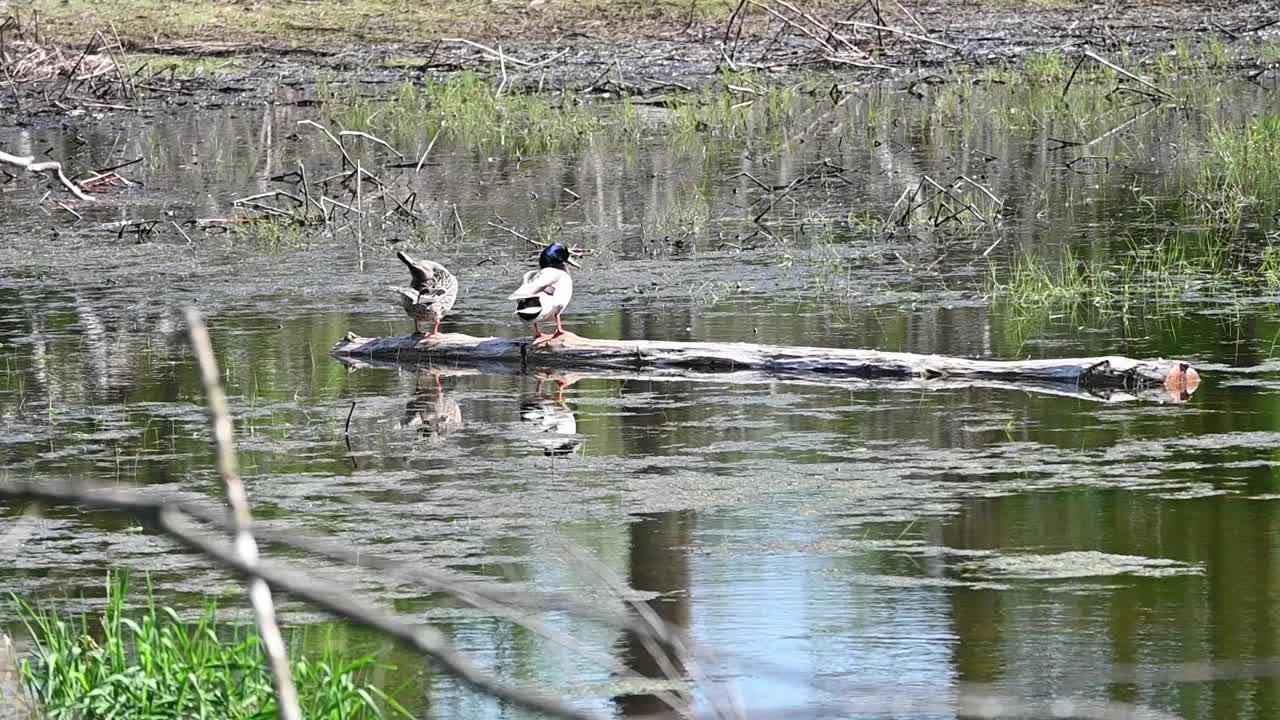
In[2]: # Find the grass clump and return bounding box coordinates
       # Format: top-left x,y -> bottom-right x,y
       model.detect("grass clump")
989,246 -> 1115,310
1021,51 -> 1071,85
1193,113 -> 1280,225
15,573 -> 408,720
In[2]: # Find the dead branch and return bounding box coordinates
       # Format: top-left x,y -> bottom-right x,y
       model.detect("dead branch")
338,130 -> 404,159
957,175 -> 1004,214
753,160 -> 844,224
54,200 -> 81,220
1083,49 -> 1175,100
771,0 -> 864,55
835,19 -> 959,50
297,119 -> 356,170
186,308 -> 302,720
1082,104 -> 1162,148
885,0 -> 930,37
748,0 -> 838,55
487,221 -> 532,242
441,37 -> 534,67
0,150 -> 92,201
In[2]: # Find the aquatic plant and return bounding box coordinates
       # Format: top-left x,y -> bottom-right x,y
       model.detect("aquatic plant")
15,573 -> 409,720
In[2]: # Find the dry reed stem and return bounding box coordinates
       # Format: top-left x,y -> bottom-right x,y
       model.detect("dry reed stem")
185,307 -> 303,720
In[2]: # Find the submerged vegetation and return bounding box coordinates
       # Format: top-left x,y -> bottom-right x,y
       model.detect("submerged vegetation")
15,574 -> 407,720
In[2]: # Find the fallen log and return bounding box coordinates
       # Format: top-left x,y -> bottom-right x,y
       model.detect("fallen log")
333,332 -> 1201,403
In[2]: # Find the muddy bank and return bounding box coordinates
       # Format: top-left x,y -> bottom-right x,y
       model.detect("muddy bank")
3,0 -> 1278,120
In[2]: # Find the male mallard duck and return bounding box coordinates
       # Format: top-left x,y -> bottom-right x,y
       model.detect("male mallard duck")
392,251 -> 457,337
507,242 -> 580,342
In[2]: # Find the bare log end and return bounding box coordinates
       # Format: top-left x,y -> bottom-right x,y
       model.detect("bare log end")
1076,356 -> 1202,402
1165,362 -> 1201,399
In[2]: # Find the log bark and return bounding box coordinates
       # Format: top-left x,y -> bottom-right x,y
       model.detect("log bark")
333,332 -> 1201,403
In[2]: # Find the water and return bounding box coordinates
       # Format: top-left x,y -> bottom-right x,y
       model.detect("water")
3,73 -> 1280,718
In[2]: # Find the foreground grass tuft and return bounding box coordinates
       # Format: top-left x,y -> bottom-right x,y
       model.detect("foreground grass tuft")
15,573 -> 408,720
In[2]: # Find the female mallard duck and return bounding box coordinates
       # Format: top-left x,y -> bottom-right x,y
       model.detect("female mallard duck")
507,242 -> 580,342
392,251 -> 457,337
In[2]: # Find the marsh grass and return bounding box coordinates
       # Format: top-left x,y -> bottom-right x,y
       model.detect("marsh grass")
1193,112 -> 1280,226
670,71 -> 807,137
15,573 -> 409,720
1151,36 -> 1233,76
987,228 -> 1264,320
319,73 -> 602,155
126,54 -> 245,79
231,219 -> 308,252
990,246 -> 1114,310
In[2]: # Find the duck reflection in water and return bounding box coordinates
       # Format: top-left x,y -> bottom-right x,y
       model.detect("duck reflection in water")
521,369 -> 582,457
396,369 -> 462,444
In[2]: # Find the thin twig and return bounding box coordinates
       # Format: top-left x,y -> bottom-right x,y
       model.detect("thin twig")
487,221 -> 531,242
770,0 -> 863,55
298,161 -> 322,222
355,159 -> 364,245
415,128 -> 441,174
185,307 -> 302,720
835,20 -> 958,50
54,200 -> 81,220
1061,53 -> 1087,101
338,130 -> 404,159
957,175 -> 1004,213
297,119 -> 356,169
452,203 -> 465,237
496,43 -> 508,95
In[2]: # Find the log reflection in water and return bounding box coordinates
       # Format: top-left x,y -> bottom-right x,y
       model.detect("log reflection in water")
613,510 -> 696,717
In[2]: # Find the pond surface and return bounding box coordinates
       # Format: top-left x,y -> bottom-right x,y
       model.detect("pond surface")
3,72 -> 1280,718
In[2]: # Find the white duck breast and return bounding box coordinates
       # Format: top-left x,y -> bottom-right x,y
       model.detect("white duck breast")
508,267 -> 573,323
